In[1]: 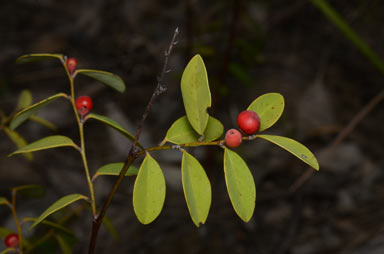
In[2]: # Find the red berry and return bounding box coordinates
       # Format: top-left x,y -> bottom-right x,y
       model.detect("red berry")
4,233 -> 19,248
66,57 -> 78,74
75,96 -> 93,117
237,110 -> 260,134
225,129 -> 242,148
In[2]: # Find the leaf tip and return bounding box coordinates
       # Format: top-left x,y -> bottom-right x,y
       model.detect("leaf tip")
9,121 -> 18,131
313,161 -> 320,171
28,222 -> 39,231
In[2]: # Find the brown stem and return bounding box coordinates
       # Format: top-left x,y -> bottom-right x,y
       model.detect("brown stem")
88,27 -> 179,254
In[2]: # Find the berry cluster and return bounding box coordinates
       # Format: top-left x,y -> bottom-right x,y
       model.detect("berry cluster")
225,110 -> 260,148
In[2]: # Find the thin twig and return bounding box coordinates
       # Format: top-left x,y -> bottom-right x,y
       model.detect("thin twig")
289,88 -> 384,192
131,27 -> 179,153
88,27 -> 179,254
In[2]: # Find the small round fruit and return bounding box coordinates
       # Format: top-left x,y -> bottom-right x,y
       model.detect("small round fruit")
225,129 -> 242,148
66,57 -> 78,74
237,110 -> 260,134
4,233 -> 19,248
75,96 -> 93,117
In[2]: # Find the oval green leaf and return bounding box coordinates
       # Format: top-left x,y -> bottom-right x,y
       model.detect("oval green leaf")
181,55 -> 211,135
247,93 -> 285,132
164,116 -> 223,144
29,194 -> 87,230
102,216 -> 120,243
0,227 -> 13,239
85,113 -> 142,149
16,54 -> 64,65
9,135 -> 77,157
0,248 -> 17,254
0,197 -> 9,206
4,127 -> 33,161
55,234 -> 72,254
133,154 -> 166,224
93,162 -> 139,181
257,134 -> 319,170
224,148 -> 256,222
17,89 -> 33,110
75,69 -> 126,93
12,185 -> 45,198
29,115 -> 57,131
23,217 -> 73,235
9,92 -> 68,130
12,185 -> 44,199
182,151 -> 211,227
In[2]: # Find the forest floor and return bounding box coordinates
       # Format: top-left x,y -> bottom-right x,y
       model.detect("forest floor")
1,0 -> 384,253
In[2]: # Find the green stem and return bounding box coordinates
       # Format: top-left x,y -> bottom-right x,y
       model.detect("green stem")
67,73 -> 97,216
10,190 -> 23,254
138,140 -> 223,156
138,134 -> 259,155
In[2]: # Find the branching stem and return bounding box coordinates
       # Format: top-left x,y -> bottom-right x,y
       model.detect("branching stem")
67,71 -> 97,217
88,27 -> 179,254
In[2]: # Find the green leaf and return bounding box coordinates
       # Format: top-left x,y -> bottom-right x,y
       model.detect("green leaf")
86,113 -> 142,149
0,248 -> 17,254
9,93 -> 68,130
164,116 -> 223,144
23,217 -> 73,235
93,162 -> 139,180
102,216 -> 120,243
55,234 -> 72,254
0,197 -> 9,206
133,154 -> 166,224
257,135 -> 319,170
17,89 -> 33,110
29,194 -> 87,230
9,135 -> 77,157
181,55 -> 211,135
3,127 -> 33,161
247,93 -> 285,132
224,148 -> 256,222
311,0 -> 384,75
12,185 -> 45,198
29,115 -> 57,131
16,54 -> 64,65
0,227 -> 13,238
181,151 -> 211,227
228,63 -> 252,87
75,69 -> 125,93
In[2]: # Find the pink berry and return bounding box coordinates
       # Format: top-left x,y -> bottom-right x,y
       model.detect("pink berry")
4,233 -> 19,248
75,96 -> 93,117
225,129 -> 242,148
237,110 -> 260,134
66,57 -> 78,74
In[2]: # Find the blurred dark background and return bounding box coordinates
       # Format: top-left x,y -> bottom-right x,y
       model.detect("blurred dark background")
1,0 -> 384,253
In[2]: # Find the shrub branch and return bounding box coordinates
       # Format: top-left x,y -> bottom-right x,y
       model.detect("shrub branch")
88,27 -> 179,254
